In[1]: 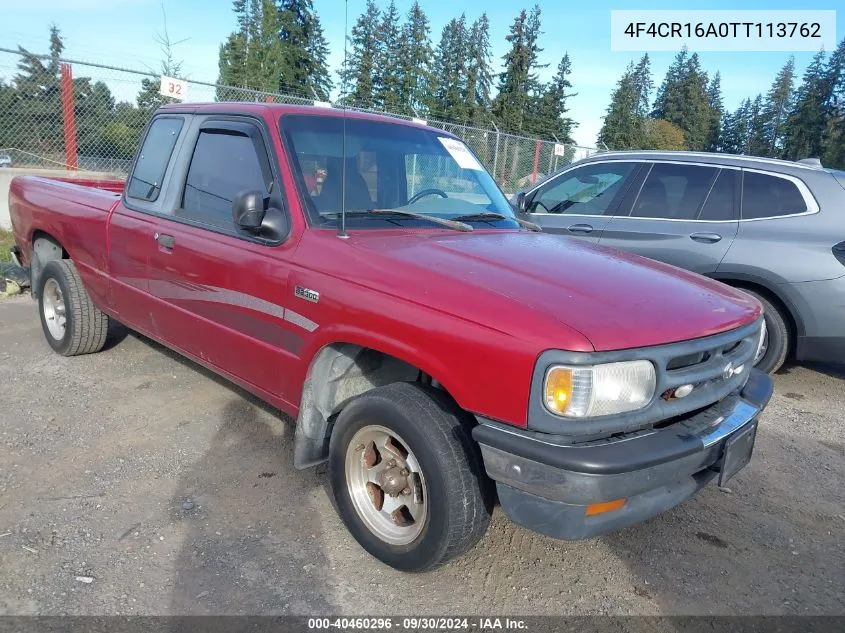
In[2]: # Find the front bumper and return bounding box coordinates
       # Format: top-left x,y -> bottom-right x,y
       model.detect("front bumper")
472,368 -> 773,540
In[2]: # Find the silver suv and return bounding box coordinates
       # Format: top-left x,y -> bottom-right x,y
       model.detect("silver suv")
514,151 -> 845,373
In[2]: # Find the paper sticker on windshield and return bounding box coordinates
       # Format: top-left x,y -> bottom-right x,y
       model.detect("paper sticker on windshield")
438,137 -> 483,171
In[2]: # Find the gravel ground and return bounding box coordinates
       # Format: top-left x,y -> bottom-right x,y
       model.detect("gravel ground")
0,293 -> 843,616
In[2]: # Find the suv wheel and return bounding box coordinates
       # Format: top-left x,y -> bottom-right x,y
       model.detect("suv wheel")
746,289 -> 790,374
328,382 -> 492,572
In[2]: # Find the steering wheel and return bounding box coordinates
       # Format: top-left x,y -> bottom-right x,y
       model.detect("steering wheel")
408,188 -> 448,205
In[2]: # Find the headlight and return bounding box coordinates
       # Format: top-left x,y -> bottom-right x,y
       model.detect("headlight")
544,361 -> 656,418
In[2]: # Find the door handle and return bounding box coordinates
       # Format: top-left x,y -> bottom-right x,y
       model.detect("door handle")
689,232 -> 722,244
567,223 -> 594,234
155,233 -> 175,249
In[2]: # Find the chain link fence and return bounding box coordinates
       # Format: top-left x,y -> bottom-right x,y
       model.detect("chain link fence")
0,48 -> 602,192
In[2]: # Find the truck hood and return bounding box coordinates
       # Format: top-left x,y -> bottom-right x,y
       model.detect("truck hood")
341,230 -> 761,352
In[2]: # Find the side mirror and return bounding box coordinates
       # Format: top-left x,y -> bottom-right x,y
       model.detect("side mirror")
515,191 -> 528,214
232,189 -> 267,229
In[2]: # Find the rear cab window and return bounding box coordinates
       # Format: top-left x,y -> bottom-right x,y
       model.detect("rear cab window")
741,171 -> 808,219
126,117 -> 184,202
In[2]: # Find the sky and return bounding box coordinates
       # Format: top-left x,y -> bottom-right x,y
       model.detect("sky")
0,0 -> 842,147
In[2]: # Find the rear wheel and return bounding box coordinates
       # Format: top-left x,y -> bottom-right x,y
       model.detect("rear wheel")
328,382 -> 492,572
37,260 -> 109,356
746,289 -> 790,374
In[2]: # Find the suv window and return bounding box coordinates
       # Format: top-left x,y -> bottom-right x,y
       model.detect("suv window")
126,117 -> 183,202
182,129 -> 269,227
529,162 -> 636,215
631,163 -> 719,220
698,169 -> 736,221
742,171 -> 808,219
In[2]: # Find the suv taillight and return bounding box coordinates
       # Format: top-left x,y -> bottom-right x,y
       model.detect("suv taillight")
833,241 -> 845,266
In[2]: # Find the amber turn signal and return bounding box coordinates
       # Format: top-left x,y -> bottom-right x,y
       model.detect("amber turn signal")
544,367 -> 574,415
585,498 -> 626,516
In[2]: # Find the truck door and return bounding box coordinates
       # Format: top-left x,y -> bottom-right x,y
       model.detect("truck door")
108,116 -> 186,334
145,117 -> 301,404
599,163 -> 740,275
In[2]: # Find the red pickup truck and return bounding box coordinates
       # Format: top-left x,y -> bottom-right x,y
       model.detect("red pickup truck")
8,103 -> 772,571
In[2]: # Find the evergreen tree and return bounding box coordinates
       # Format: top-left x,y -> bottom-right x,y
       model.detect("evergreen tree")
374,0 -> 402,110
784,50 -> 828,160
761,57 -> 795,157
462,14 -> 493,126
338,0 -> 380,107
652,49 -> 711,150
304,15 -> 332,100
652,48 -> 688,121
216,0 -> 285,96
278,0 -> 333,100
492,6 -> 544,134
678,53 -> 711,150
217,32 -> 249,97
747,94 -> 769,156
822,39 -> 845,167
430,15 -> 468,121
598,62 -> 643,149
721,98 -> 752,154
632,53 -> 653,119
598,55 -> 650,149
706,72 -> 723,151
398,1 -> 433,116
12,25 -> 65,153
526,54 -> 575,141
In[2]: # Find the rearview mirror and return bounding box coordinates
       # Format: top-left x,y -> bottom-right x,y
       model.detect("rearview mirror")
515,191 -> 528,214
232,190 -> 267,229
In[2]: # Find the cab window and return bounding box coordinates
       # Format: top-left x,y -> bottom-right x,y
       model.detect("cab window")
126,117 -> 183,202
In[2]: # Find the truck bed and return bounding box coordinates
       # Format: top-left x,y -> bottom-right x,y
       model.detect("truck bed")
9,175 -> 124,303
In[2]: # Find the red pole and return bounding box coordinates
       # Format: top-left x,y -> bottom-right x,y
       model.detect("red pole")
532,139 -> 540,183
60,63 -> 78,171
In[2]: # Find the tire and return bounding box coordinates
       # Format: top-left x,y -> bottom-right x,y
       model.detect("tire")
328,382 -> 492,572
746,289 -> 790,374
37,259 -> 109,356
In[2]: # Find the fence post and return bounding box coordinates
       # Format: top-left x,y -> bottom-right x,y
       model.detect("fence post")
491,122 -> 500,186
60,62 -> 78,171
532,139 -> 540,183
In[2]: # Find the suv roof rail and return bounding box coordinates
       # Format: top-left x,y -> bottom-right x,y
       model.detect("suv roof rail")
796,157 -> 823,168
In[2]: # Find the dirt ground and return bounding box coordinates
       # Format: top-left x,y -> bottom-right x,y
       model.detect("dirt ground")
0,293 -> 843,616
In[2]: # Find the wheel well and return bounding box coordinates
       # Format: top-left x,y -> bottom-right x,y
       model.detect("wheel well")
720,279 -> 797,353
293,343 -> 450,470
30,231 -> 67,297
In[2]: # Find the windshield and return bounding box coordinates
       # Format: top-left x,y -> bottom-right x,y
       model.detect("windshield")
280,114 -> 518,230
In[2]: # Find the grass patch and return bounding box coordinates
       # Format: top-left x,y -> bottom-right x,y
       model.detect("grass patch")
0,228 -> 15,263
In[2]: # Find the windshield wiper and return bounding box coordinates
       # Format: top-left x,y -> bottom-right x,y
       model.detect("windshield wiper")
452,212 -> 543,232
323,209 -> 473,232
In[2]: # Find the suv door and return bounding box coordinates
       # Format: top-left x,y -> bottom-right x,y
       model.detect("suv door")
599,162 -> 740,275
144,116 -> 301,404
524,161 -> 640,243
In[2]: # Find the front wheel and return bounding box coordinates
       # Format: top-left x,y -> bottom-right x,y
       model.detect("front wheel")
746,289 -> 790,374
328,382 -> 492,572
